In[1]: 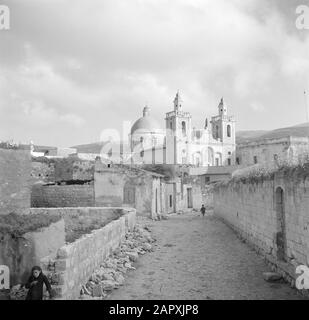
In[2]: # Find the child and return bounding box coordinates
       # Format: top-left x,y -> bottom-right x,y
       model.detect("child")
25,266 -> 53,300
200,204 -> 206,217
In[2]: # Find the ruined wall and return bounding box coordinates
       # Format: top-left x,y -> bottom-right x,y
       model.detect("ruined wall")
0,219 -> 65,285
0,148 -> 31,215
54,158 -> 94,182
214,166 -> 309,288
40,208 -> 136,300
31,183 -> 95,208
31,159 -> 55,183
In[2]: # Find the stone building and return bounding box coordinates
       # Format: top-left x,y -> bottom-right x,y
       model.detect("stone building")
125,92 -> 236,166
73,92 -> 236,167
94,161 -> 165,219
129,93 -> 236,166
236,136 -> 309,167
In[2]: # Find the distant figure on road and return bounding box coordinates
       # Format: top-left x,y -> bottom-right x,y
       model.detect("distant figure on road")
200,204 -> 206,217
25,266 -> 53,300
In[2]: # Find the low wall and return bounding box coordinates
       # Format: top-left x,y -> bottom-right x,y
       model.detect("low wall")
0,148 -> 31,215
31,184 -> 95,208
40,208 -> 136,300
213,166 -> 309,293
0,219 -> 65,285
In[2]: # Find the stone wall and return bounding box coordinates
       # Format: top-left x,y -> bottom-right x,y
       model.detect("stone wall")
31,159 -> 55,183
0,219 -> 65,285
40,208 -> 136,300
31,183 -> 95,208
0,148 -> 31,215
236,136 -> 309,167
213,166 -> 309,292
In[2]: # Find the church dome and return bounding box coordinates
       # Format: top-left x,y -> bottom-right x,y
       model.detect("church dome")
131,106 -> 162,134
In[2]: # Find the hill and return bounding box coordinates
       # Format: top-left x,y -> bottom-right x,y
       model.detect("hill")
73,123 -> 309,152
236,123 -> 309,144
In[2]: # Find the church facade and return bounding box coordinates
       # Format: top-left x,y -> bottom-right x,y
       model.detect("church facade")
129,92 -> 236,167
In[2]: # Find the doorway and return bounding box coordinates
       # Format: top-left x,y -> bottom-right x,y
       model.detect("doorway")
275,187 -> 286,261
187,188 -> 193,208
155,188 -> 158,213
123,181 -> 135,205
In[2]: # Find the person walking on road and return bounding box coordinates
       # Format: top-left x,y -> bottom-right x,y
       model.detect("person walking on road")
200,204 -> 206,217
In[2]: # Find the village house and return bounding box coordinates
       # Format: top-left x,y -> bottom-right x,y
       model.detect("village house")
236,123 -> 309,166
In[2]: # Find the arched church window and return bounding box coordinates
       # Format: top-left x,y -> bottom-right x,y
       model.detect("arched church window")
140,150 -> 144,158
227,125 -> 231,137
216,125 -> 219,139
182,121 -> 186,136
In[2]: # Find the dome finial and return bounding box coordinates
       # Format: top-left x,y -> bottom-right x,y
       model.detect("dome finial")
143,105 -> 150,117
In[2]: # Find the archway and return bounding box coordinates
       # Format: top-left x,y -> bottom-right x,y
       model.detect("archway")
275,187 -> 286,261
123,181 -> 135,205
215,152 -> 222,166
192,152 -> 202,166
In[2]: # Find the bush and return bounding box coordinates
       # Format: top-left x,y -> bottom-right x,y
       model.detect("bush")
0,213 -> 61,238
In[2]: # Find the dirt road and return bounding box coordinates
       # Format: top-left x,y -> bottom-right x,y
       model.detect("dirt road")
108,212 -> 303,300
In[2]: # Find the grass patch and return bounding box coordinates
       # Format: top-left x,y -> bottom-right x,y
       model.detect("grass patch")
0,213 -> 61,238
215,156 -> 309,188
64,209 -> 123,243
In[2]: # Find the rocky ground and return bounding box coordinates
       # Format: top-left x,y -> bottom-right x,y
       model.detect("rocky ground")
79,222 -> 156,299
107,212 -> 306,300
6,211 -> 307,300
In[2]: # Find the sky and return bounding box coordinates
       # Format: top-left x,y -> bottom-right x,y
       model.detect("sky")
0,0 -> 309,147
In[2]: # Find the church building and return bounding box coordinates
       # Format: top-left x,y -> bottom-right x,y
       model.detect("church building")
129,92 -> 236,166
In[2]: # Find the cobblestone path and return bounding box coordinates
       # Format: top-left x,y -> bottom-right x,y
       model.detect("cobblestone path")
108,212 -> 304,300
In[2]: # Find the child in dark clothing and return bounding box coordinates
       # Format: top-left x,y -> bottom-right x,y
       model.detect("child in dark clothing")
25,266 -> 53,300
200,204 -> 206,217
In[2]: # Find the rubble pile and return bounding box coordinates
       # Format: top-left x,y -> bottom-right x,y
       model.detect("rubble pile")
80,223 -> 156,300
9,284 -> 28,300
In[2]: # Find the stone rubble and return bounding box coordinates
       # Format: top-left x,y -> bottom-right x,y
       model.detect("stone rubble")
9,284 -> 28,300
79,223 -> 155,300
263,272 -> 283,282
7,222 -> 155,300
